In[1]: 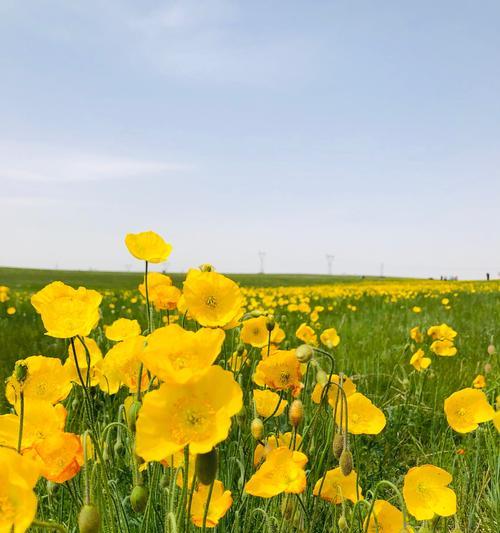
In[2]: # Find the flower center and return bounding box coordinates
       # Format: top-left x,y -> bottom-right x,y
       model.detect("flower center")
205,296 -> 217,309
279,371 -> 290,385
457,407 -> 466,416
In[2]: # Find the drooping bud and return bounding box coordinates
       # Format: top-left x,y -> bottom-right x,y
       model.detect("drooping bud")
14,362 -> 28,383
338,515 -> 348,530
296,344 -> 314,364
339,449 -> 353,476
316,369 -> 328,386
266,316 -> 276,332
289,400 -> 304,428
195,448 -> 218,486
332,432 -> 344,459
78,504 -> 100,533
250,418 -> 264,440
130,485 -> 149,513
127,400 -> 142,432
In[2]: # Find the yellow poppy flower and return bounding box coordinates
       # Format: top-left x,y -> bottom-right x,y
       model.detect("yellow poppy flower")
135,365 -> 242,460
189,480 -> 232,528
98,336 -> 148,394
472,374 -> 486,389
140,324 -> 224,384
403,464 -> 456,520
412,306 -> 422,313
0,285 -> 9,302
105,318 -> 141,341
313,467 -> 362,504
139,273 -> 181,311
335,393 -> 386,435
296,323 -> 317,345
320,327 -> 340,348
31,281 -> 102,338
493,411 -> 500,432
240,316 -> 269,348
125,230 -> 172,263
444,388 -> 495,433
65,337 -> 103,387
430,339 -> 457,357
410,349 -> 431,371
245,446 -> 307,498
182,269 -> 244,328
6,306 -> 16,315
410,326 -> 423,343
365,499 -> 411,533
5,355 -> 72,406
427,323 -> 457,341
311,374 -> 357,408
253,389 -> 288,418
253,350 -> 303,397
253,432 -> 302,467
0,447 -> 39,533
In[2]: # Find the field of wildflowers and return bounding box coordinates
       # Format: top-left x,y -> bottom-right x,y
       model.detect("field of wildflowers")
0,230 -> 498,533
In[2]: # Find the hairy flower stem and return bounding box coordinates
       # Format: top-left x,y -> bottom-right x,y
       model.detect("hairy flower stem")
17,390 -> 24,452
70,337 -> 95,428
201,479 -> 215,532
31,519 -> 68,533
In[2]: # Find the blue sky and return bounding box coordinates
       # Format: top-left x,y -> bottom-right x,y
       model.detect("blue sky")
1,1 -> 499,278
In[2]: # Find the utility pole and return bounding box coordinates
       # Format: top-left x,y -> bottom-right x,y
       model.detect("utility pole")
258,251 -> 266,274
326,254 -> 335,275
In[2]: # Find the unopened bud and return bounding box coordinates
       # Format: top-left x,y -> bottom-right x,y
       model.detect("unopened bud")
316,369 -> 328,386
339,449 -> 353,476
199,263 -> 213,272
289,400 -> 304,428
484,363 -> 492,374
130,485 -> 149,513
236,343 -> 245,356
250,309 -> 262,318
195,448 -> 218,486
127,400 -> 142,433
296,344 -> 314,364
338,515 -> 348,530
487,344 -> 496,355
332,433 -> 344,459
78,504 -> 100,533
236,405 -> 246,427
14,362 -> 28,383
266,316 -> 276,332
250,418 -> 264,440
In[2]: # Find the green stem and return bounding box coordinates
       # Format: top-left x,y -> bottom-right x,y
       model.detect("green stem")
17,390 -> 24,452
201,480 -> 215,532
31,519 -> 68,532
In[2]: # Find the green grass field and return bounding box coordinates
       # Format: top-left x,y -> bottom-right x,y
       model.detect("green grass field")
0,269 -> 498,532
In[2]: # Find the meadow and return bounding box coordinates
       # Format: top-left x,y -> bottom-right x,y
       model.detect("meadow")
0,234 -> 498,533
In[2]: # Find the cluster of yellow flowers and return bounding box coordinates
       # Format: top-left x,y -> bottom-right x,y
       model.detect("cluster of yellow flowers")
0,230 -> 498,533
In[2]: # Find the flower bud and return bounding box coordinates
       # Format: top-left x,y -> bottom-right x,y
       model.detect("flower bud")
236,343 -> 246,356
296,344 -> 314,364
332,433 -> 344,459
236,405 -> 246,427
46,480 -> 58,495
339,449 -> 353,476
487,344 -> 496,355
250,418 -> 264,440
130,485 -> 149,513
250,309 -> 262,317
127,400 -> 142,433
78,504 -> 100,533
338,515 -> 348,530
266,316 -> 276,332
195,448 -> 218,486
316,369 -> 328,386
484,363 -> 492,374
289,400 -> 304,428
14,362 -> 28,383
199,263 -> 213,272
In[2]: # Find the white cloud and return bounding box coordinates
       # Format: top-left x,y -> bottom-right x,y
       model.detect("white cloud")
0,141 -> 190,183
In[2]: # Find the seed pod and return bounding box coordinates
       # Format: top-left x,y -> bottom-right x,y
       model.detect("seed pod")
338,515 -> 348,530
289,400 -> 304,428
127,400 -> 142,432
296,344 -> 314,364
78,504 -> 100,533
130,485 -> 149,513
332,432 -> 344,459
339,449 -> 353,476
195,448 -> 218,486
266,316 -> 276,332
250,418 -> 264,440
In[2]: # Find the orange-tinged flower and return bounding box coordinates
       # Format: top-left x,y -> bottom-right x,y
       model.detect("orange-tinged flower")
240,316 -> 269,348
135,366 -> 242,460
296,323 -> 317,345
365,499 -> 411,533
472,374 -> 486,389
5,355 -> 72,406
105,318 -> 141,341
410,326 -> 423,343
410,349 -> 431,371
311,374 -> 357,408
253,432 -> 302,467
189,480 -> 232,528
139,272 -> 181,311
403,465 -> 456,520
253,389 -> 288,418
0,447 -> 40,533
183,269 -> 244,328
430,339 -> 457,357
98,336 -> 148,394
253,350 -> 303,397
140,324 -> 225,384
335,393 -> 386,435
125,230 -> 172,263
313,467 -> 362,504
33,432 -> 84,483
245,446 -> 307,498
320,328 -> 340,348
31,282 -> 102,338
65,337 -> 103,387
427,323 -> 457,341
444,388 -> 495,433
